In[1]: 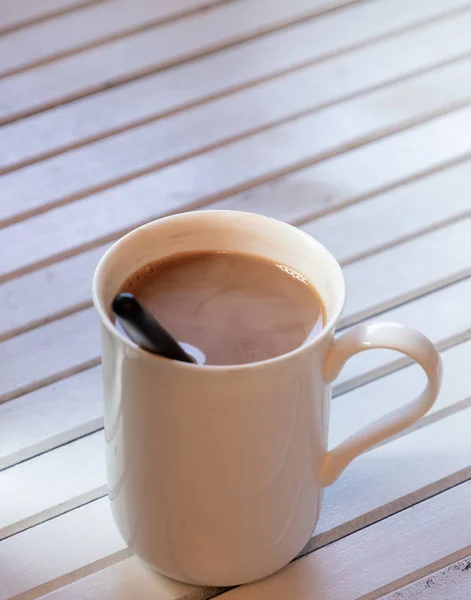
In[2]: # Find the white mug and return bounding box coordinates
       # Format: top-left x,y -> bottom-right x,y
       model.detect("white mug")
92,211 -> 442,586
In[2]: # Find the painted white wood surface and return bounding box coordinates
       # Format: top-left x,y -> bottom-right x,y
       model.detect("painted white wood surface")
342,215 -> 471,323
0,0 -> 361,125
381,557 -> 471,600
0,366 -> 102,470
315,408 -> 471,548
211,103 -> 471,224
330,338 -> 471,448
0,432 -> 106,539
5,55 -> 471,264
3,6 -> 471,173
0,243 -> 110,340
335,275 -> 471,392
0,0 -> 228,77
301,158 -> 471,265
4,107 -> 471,342
217,482 -> 471,600
39,556 -> 213,600
0,308 -> 100,403
0,0 -> 97,34
0,498 -> 128,600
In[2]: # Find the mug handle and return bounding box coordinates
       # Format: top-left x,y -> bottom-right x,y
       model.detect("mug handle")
320,321 -> 442,486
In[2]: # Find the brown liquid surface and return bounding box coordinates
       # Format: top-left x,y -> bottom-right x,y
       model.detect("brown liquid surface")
119,251 -> 325,365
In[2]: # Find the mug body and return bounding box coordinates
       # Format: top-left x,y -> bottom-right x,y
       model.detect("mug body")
92,211 -> 345,586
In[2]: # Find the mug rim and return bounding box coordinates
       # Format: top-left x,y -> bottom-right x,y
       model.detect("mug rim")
92,210 -> 346,371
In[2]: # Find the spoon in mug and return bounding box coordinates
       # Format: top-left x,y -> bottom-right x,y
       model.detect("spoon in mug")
112,293 -> 194,363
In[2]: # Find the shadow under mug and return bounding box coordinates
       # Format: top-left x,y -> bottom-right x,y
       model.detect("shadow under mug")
92,210 -> 442,587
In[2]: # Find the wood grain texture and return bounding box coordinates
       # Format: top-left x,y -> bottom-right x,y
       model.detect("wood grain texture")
0,498 -> 127,600
330,338 -> 471,449
2,6 -> 471,173
300,158 -> 471,265
0,432 -> 106,539
3,109 -> 471,343
211,104 -> 471,225
0,0 -> 361,125
0,366 -> 102,471
40,556 -> 207,600
216,482 -> 471,600
335,274 -> 471,393
380,556 -> 471,600
0,0 -> 229,78
0,308 -> 100,403
0,0 -> 99,34
5,55 -> 471,264
4,394 -> 471,597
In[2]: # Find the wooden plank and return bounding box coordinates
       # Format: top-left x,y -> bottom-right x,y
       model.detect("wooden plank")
0,366 -> 102,471
342,215 -> 471,324
2,6 -> 471,174
4,338 -> 471,543
210,104 -> 471,225
5,58 -> 471,270
6,40 -> 471,237
330,337 -> 471,449
380,556 -> 471,600
335,273 -> 471,393
0,0 -> 229,78
0,244 -> 110,341
0,0 -> 363,125
0,498 -> 127,600
39,556 -> 216,600
315,407 -> 471,550
0,432 -> 106,540
215,482 -> 471,600
0,308 -> 100,403
300,158 -> 471,265
3,275 -> 470,469
2,210 -> 471,404
4,112 -> 471,343
6,406 -> 471,600
0,0 -> 98,34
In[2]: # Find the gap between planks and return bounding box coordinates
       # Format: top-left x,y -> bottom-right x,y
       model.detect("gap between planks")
3,4 -> 471,176
0,0 -> 103,36
0,0 -> 238,81
378,555 -> 471,600
5,40 -> 471,232
215,481 -> 471,600
0,0 -> 366,128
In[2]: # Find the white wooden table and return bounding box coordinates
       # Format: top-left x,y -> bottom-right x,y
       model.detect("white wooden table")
1,0 -> 471,598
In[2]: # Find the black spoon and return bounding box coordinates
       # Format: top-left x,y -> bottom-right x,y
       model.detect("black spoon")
112,293 -> 194,363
